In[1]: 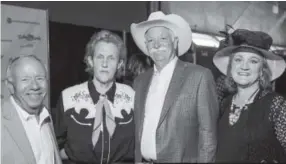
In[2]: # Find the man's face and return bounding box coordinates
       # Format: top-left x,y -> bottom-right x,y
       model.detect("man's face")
9,58 -> 47,115
89,41 -> 121,84
145,26 -> 177,70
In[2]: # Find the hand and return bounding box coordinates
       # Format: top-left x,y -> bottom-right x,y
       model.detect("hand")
60,149 -> 69,160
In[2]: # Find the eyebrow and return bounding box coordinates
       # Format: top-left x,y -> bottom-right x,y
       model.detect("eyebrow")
96,53 -> 117,58
249,56 -> 261,60
15,74 -> 46,78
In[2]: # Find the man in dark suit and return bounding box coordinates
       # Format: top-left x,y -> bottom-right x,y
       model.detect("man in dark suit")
130,11 -> 219,163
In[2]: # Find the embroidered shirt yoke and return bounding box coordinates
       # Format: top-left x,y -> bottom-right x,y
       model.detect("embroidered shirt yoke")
53,81 -> 135,164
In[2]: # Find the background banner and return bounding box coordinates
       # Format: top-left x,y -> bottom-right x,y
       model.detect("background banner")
1,4 -> 49,108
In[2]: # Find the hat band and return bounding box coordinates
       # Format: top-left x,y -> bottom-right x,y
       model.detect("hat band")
232,46 -> 264,57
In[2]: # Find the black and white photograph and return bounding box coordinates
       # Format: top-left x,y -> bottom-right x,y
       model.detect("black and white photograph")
1,1 -> 286,163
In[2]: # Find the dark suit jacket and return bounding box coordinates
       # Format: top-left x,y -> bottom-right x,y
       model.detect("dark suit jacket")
1,99 -> 62,164
133,59 -> 219,163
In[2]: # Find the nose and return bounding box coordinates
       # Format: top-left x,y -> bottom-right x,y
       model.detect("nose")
101,58 -> 108,68
31,79 -> 40,90
241,61 -> 250,70
154,40 -> 161,49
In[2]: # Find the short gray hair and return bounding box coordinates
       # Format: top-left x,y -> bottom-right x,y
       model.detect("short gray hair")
6,55 -> 47,83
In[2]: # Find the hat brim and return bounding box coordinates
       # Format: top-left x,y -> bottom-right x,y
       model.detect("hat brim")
213,45 -> 286,81
130,16 -> 192,57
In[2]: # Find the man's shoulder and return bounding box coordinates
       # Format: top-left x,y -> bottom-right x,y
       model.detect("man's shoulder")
180,60 -> 210,73
177,60 -> 212,79
2,98 -> 10,110
1,98 -> 15,119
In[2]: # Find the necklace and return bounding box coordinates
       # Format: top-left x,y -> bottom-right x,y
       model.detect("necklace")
229,88 -> 260,126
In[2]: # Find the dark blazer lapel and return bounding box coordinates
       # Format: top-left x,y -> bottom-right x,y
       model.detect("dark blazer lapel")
138,69 -> 154,140
2,100 -> 36,164
157,60 -> 187,127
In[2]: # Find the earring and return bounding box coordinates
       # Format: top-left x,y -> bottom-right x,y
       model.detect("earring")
259,74 -> 263,85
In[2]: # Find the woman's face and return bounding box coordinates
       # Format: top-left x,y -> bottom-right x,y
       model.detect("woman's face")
231,51 -> 263,88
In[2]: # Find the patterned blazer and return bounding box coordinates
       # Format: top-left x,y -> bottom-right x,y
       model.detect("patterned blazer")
133,59 -> 219,163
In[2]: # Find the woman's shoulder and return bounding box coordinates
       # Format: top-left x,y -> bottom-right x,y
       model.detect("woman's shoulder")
269,92 -> 286,113
257,90 -> 286,122
259,90 -> 286,106
253,89 -> 284,103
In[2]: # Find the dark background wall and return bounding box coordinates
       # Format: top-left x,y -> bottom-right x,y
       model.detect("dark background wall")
49,21 -> 143,108
49,22 -> 93,107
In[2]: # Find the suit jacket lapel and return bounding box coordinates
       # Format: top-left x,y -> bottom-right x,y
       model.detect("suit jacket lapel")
138,69 -> 153,141
157,60 -> 187,127
2,100 -> 36,164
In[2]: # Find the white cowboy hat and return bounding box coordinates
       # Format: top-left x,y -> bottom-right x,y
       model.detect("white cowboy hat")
213,44 -> 286,81
130,11 -> 192,56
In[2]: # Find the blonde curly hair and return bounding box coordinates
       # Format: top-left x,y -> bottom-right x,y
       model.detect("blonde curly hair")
83,30 -> 127,79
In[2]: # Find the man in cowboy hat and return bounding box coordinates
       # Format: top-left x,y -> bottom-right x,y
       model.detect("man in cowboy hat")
130,11 -> 219,163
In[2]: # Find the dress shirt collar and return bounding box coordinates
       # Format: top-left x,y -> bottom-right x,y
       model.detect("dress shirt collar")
10,96 -> 50,125
153,56 -> 178,76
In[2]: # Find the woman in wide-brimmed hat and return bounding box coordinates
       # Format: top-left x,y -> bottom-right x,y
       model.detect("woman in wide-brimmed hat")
213,29 -> 286,162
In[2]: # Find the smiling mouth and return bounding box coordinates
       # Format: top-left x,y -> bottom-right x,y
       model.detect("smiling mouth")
154,50 -> 166,54
27,93 -> 43,99
27,93 -> 41,95
238,72 -> 250,76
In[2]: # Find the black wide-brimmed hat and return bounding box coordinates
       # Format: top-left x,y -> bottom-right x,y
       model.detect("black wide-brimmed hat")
213,29 -> 286,81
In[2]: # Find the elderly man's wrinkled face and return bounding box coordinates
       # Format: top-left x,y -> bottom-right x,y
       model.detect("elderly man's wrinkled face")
145,26 -> 177,70
8,57 -> 47,115
89,41 -> 121,84
231,52 -> 263,88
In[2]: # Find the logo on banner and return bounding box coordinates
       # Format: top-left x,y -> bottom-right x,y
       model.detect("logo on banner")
2,5 -> 48,107
20,43 -> 34,48
7,17 -> 40,25
1,39 -> 12,42
18,34 -> 41,42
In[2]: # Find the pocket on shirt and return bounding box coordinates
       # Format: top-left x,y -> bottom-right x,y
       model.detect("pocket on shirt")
65,108 -> 94,143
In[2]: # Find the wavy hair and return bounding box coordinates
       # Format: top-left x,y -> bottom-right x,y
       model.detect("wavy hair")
126,54 -> 153,80
83,30 -> 127,79
224,53 -> 272,93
